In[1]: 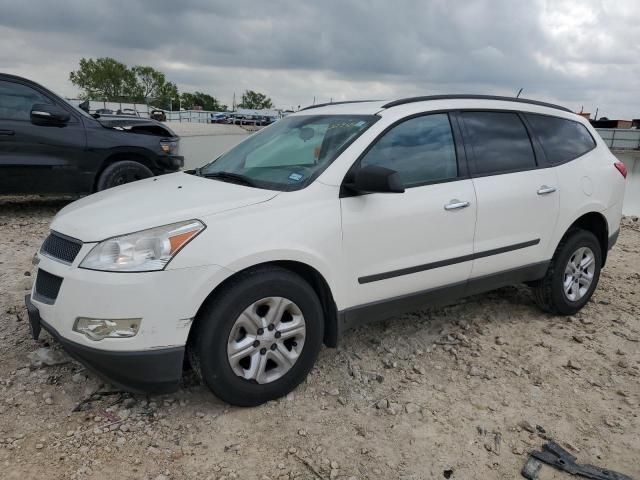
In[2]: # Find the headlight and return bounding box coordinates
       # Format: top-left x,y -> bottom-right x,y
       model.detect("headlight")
160,139 -> 179,154
74,318 -> 141,341
79,220 -> 205,272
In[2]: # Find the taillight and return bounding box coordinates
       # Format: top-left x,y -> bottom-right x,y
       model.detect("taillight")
614,161 -> 627,178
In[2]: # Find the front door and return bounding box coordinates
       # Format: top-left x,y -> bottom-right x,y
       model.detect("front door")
0,79 -> 86,194
340,112 -> 477,309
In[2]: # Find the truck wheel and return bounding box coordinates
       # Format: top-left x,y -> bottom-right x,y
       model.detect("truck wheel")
188,266 -> 324,406
532,229 -> 602,315
96,161 -> 153,191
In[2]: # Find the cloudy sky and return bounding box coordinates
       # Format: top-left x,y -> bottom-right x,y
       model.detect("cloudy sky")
1,0 -> 638,118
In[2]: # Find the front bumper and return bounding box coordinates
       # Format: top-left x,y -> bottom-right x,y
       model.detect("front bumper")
26,295 -> 183,393
31,247 -> 229,351
158,154 -> 184,171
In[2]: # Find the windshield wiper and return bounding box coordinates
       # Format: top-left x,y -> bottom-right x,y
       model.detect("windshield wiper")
200,171 -> 257,187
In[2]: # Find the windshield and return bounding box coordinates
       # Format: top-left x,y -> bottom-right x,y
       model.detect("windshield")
199,114 -> 378,191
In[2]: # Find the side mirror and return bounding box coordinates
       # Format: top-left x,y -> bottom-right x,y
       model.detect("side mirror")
345,165 -> 405,194
31,104 -> 70,124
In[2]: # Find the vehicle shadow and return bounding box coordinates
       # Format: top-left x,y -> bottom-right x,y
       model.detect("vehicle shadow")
0,195 -> 75,217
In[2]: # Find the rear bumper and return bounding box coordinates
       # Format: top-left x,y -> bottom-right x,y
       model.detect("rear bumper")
25,295 -> 183,394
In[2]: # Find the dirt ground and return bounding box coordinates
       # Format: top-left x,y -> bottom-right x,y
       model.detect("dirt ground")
1,196 -> 638,480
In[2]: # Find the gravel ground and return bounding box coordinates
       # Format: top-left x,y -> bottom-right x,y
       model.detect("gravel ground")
1,196 -> 639,480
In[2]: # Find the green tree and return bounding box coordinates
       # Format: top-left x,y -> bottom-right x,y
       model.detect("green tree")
156,81 -> 180,110
238,90 -> 273,109
69,57 -> 139,101
131,65 -> 181,109
180,91 -> 227,111
132,65 -> 167,101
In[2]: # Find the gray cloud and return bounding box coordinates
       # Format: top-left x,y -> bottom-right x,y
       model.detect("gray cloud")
0,0 -> 638,117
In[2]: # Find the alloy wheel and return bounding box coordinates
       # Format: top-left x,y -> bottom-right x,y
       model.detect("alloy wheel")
226,296 -> 306,384
563,246 -> 596,302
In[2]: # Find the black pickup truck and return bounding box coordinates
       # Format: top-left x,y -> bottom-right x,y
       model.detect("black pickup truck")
0,73 -> 183,194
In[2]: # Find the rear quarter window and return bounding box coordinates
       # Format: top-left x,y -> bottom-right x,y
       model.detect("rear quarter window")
525,113 -> 596,165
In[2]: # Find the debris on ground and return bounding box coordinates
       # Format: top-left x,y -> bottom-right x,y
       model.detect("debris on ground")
523,441 -> 634,480
27,347 -> 70,367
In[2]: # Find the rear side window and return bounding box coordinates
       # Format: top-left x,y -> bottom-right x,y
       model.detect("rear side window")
461,111 -> 536,175
360,113 -> 458,188
525,113 -> 596,165
0,80 -> 52,121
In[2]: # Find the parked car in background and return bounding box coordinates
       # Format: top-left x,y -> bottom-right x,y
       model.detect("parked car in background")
0,73 -> 183,193
95,108 -> 114,115
24,95 -> 624,406
210,113 -> 228,124
229,114 -> 245,125
150,109 -> 167,122
116,108 -> 140,117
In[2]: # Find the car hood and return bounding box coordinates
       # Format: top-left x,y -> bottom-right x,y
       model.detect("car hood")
51,172 -> 279,242
97,117 -> 177,137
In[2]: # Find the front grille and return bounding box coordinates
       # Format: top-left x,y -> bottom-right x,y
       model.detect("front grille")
34,269 -> 63,304
41,231 -> 82,264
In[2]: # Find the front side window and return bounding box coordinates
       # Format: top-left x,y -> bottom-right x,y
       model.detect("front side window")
200,115 -> 377,191
525,113 -> 596,165
461,111 -> 536,175
0,80 -> 52,121
359,113 -> 458,188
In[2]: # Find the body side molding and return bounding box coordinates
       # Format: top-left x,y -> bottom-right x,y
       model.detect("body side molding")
358,239 -> 541,284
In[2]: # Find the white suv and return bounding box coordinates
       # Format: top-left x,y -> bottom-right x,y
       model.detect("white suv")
25,95 -> 626,406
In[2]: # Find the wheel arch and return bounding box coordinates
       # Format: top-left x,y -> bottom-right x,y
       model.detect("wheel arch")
187,260 -> 340,350
93,150 -> 156,191
561,211 -> 609,266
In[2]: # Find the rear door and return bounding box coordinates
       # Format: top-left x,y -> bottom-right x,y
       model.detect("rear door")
0,79 -> 86,194
458,110 -> 560,279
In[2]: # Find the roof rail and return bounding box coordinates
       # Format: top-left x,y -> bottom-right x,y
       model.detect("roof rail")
381,95 -> 572,113
300,100 -> 379,111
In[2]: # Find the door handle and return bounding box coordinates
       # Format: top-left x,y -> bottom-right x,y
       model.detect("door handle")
537,185 -> 556,195
0,129 -> 15,136
444,199 -> 470,211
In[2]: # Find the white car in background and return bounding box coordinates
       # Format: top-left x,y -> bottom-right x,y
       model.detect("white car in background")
26,95 -> 626,406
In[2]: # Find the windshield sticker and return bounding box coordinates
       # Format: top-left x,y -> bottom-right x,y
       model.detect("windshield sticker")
288,172 -> 304,182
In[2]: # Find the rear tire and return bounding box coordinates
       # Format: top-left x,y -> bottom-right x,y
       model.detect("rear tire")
96,161 -> 153,191
532,229 -> 602,315
189,267 -> 324,407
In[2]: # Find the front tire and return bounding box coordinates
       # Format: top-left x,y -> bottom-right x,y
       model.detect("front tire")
532,229 -> 602,315
96,161 -> 153,191
189,267 -> 324,406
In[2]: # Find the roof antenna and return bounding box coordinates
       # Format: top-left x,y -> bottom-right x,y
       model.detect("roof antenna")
516,88 -> 523,98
